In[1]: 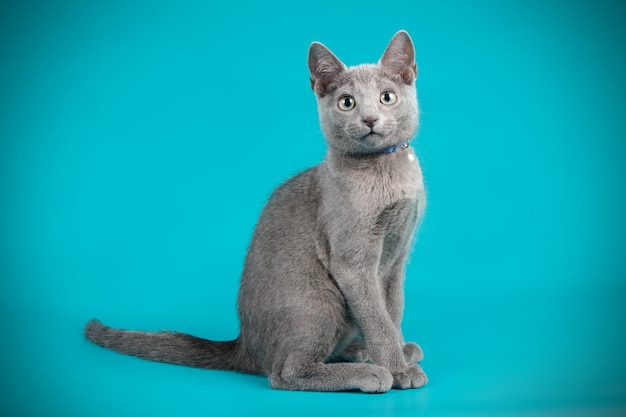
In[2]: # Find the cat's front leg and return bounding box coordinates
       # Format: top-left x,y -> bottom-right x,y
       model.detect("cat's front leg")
403,342 -> 424,363
384,260 -> 424,364
331,262 -> 426,389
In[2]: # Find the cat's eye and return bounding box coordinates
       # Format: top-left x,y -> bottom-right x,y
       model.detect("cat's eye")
338,95 -> 355,111
380,91 -> 397,105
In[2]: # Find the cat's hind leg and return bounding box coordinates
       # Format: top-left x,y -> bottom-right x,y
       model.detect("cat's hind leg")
267,298 -> 392,393
270,351 -> 393,393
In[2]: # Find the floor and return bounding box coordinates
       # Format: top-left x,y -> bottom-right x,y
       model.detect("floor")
3,286 -> 624,416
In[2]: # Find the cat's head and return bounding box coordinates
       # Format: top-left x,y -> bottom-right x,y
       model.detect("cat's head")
308,31 -> 418,156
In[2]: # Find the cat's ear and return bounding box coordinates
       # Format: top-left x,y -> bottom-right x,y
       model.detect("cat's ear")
379,30 -> 417,85
308,42 -> 346,97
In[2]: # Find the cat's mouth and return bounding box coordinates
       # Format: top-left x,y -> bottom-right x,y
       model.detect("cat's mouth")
361,130 -> 383,140
358,131 -> 387,148
352,131 -> 388,154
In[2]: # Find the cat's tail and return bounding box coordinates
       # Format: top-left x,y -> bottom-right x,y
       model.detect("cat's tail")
84,319 -> 259,373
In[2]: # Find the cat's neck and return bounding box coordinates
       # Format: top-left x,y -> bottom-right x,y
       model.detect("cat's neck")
323,143 -> 418,175
320,143 -> 423,205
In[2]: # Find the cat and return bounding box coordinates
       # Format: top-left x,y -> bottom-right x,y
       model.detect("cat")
85,30 -> 427,393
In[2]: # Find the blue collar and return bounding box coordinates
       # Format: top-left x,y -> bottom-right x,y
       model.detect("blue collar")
380,141 -> 410,154
337,141 -> 410,158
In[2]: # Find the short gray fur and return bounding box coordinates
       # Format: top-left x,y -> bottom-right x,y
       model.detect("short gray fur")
85,30 -> 427,393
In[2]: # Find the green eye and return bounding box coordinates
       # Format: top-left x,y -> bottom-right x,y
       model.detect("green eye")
380,91 -> 397,105
338,95 -> 355,111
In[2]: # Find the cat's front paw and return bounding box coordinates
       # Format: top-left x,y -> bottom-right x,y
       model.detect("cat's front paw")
391,364 -> 427,389
403,342 -> 424,363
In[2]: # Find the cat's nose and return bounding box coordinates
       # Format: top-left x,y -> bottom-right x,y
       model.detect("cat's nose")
363,116 -> 378,128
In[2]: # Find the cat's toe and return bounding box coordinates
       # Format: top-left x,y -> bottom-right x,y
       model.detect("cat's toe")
403,342 -> 424,363
361,366 -> 393,393
392,370 -> 411,389
408,365 -> 427,388
392,364 -> 427,389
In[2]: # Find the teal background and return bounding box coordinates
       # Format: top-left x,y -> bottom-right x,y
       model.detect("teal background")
1,0 -> 625,416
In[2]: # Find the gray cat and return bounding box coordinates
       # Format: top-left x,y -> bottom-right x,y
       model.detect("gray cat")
85,30 -> 427,393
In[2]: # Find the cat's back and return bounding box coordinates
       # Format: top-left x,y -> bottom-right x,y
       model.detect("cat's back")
258,166 -> 321,231
241,166 -> 322,273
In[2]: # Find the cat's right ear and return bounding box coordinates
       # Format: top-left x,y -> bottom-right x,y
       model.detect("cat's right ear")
308,42 -> 346,97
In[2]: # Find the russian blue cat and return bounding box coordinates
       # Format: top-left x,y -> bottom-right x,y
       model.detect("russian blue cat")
85,30 -> 427,393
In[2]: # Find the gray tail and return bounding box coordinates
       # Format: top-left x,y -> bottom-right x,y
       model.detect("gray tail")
84,319 -> 254,372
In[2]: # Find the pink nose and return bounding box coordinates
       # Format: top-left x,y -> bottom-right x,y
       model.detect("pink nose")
363,116 -> 378,128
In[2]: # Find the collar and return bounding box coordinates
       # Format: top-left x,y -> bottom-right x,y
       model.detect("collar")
339,141 -> 410,158
380,141 -> 410,154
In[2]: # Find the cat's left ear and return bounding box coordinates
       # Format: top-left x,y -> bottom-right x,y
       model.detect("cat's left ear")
379,30 -> 418,85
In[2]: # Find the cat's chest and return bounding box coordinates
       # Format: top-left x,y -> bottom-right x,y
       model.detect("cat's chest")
321,152 -> 425,224
316,154 -> 424,272
351,154 -> 423,210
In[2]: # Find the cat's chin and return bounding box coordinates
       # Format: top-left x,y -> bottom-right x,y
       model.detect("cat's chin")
354,134 -> 406,155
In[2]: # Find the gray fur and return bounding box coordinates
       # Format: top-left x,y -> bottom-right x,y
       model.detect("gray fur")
85,30 -> 427,393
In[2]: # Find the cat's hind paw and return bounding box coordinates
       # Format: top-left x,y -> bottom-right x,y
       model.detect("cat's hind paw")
391,364 -> 427,389
360,365 -> 394,393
